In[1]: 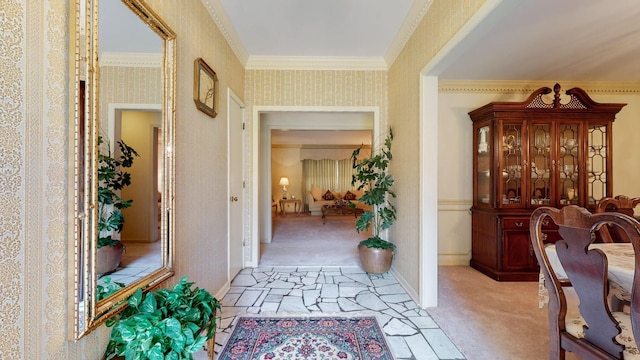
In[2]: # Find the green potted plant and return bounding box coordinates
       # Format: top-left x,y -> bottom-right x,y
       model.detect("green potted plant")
97,136 -> 139,275
104,276 -> 221,360
97,276 -> 126,301
350,129 -> 396,274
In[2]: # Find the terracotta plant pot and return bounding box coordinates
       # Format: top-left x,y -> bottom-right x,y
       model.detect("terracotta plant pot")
358,244 -> 394,274
97,242 -> 124,276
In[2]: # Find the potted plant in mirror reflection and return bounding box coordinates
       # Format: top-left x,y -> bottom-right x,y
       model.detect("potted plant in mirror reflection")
97,276 -> 126,302
350,128 -> 396,274
104,276 -> 221,360
97,135 -> 139,276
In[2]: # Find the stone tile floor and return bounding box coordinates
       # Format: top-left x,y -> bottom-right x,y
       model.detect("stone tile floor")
211,266 -> 465,360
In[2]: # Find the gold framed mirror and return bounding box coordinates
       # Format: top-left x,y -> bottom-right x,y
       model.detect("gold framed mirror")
70,0 -> 176,339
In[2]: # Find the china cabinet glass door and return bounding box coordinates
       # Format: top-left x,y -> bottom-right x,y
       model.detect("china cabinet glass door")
587,124 -> 608,206
501,123 -> 523,206
558,124 -> 580,205
476,125 -> 491,205
529,123 -> 551,205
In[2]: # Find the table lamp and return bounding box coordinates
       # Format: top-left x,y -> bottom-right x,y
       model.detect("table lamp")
279,177 -> 289,199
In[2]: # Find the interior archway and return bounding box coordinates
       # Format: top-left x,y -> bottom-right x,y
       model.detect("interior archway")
250,106 -> 380,267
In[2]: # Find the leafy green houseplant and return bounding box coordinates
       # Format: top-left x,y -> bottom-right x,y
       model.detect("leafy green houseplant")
98,136 -> 139,248
97,276 -> 126,301
350,129 -> 396,273
104,276 -> 221,360
97,136 -> 139,276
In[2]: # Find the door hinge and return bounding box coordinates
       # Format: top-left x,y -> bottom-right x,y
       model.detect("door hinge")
242,122 -> 245,130
242,239 -> 247,246
242,181 -> 246,188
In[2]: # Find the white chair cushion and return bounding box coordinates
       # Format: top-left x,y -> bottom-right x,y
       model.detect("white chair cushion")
565,312 -> 640,358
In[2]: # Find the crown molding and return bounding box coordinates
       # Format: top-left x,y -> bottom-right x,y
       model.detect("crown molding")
438,80 -> 640,94
245,56 -> 388,71
99,52 -> 161,67
201,0 -> 248,65
385,0 -> 433,67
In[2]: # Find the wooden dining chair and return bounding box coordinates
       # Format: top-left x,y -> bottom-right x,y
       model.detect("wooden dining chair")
530,205 -> 640,359
596,195 -> 640,243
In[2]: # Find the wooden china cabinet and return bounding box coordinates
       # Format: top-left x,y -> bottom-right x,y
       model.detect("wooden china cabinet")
470,84 -> 626,281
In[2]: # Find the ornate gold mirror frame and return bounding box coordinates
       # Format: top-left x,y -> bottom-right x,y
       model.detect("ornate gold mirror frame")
70,0 -> 176,339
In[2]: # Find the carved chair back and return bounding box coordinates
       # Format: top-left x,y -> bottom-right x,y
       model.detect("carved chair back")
530,205 -> 640,359
596,195 -> 640,243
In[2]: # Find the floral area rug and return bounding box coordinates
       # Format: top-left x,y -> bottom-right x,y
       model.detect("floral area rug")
218,316 -> 394,360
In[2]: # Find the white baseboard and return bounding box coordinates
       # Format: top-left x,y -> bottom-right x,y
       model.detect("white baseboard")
215,280 -> 231,301
438,254 -> 471,266
389,266 -> 420,306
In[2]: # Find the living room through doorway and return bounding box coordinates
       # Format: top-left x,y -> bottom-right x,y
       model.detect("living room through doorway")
259,110 -> 375,266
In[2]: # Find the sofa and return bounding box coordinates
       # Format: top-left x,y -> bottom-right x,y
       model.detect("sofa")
305,185 -> 371,216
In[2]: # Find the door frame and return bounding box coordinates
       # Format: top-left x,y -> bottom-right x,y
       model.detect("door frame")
250,106 -> 380,268
227,89 -> 246,281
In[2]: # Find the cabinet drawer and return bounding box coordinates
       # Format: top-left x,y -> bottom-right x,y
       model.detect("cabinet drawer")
503,218 -> 529,230
503,217 -> 558,231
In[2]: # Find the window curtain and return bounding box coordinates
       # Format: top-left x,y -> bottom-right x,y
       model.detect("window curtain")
302,159 -> 355,210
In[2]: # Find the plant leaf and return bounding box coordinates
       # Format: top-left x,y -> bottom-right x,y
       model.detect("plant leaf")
128,288 -> 143,309
140,292 -> 158,314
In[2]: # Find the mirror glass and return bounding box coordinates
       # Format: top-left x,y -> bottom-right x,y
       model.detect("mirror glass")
71,0 -> 175,339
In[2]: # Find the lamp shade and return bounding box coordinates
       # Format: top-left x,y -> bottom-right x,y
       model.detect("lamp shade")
279,177 -> 289,186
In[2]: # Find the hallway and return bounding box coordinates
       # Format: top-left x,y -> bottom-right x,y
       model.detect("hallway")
212,266 -> 464,360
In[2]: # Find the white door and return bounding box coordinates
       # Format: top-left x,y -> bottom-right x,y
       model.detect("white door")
228,90 -> 245,282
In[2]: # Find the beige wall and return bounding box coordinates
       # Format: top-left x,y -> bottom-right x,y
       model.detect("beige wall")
147,0 -> 245,308
272,147 -> 303,209
100,64 -> 162,137
388,0 -> 486,296
8,0 -> 244,357
121,110 -> 160,243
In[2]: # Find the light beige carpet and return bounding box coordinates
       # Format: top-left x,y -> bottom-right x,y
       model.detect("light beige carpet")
260,213 -> 370,266
429,266 -> 580,360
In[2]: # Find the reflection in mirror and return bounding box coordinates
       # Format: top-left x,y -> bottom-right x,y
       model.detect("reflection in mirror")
71,0 -> 175,339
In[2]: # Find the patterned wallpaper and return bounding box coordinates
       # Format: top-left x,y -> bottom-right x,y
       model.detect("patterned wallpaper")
388,0 -> 486,292
246,70 -> 387,109
6,0 -> 244,358
99,65 -> 162,136
2,1 -> 26,358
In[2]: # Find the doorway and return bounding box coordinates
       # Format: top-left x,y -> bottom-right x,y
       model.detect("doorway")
249,106 -> 380,267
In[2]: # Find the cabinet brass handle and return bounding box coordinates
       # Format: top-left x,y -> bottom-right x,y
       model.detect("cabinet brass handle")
541,233 -> 548,241
542,219 -> 549,226
515,221 -> 524,227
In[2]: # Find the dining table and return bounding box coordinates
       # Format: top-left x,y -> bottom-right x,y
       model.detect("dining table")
539,242 -> 634,308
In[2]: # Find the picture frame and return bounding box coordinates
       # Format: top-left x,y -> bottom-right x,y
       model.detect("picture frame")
193,58 -> 218,118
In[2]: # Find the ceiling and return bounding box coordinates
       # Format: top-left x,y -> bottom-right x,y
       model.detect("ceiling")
212,0 -> 640,82
218,0 -> 415,58
436,0 -> 640,82
208,0 -> 640,145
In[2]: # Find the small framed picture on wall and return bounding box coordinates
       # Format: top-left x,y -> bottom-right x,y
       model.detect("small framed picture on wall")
194,57 -> 218,118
